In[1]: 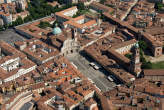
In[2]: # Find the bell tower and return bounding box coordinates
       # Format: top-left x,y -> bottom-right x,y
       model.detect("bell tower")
130,43 -> 142,77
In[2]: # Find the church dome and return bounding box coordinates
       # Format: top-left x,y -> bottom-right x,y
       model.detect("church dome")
53,25 -> 62,35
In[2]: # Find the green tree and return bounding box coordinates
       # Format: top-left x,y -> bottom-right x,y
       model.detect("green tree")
57,0 -> 64,4
155,3 -> 164,11
52,21 -> 59,28
139,49 -> 152,69
77,3 -> 85,10
27,0 -> 56,19
0,25 -> 4,31
100,0 -> 106,4
142,61 -> 152,69
125,53 -> 132,59
39,21 -> 51,29
16,8 -> 23,13
16,16 -> 24,25
24,15 -> 33,23
12,16 -> 24,26
138,40 -> 147,51
3,24 -> 9,29
47,0 -> 55,2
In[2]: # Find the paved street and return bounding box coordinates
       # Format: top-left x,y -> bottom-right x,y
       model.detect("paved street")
66,53 -> 116,92
0,29 -> 25,46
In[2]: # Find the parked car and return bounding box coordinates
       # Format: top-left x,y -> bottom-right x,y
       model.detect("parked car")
89,62 -> 101,70
107,76 -> 114,82
89,62 -> 95,67
93,65 -> 100,70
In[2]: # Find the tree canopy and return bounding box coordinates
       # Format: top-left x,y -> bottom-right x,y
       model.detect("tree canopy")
0,0 -> 83,29
12,16 -> 24,26
100,0 -> 106,4
38,21 -> 52,29
24,15 -> 33,23
27,0 -> 55,19
138,40 -> 147,51
77,3 -> 85,10
155,3 -> 164,11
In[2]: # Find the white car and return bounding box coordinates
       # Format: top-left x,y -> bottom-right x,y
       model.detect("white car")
71,62 -> 77,69
107,76 -> 114,82
89,62 -> 101,70
89,62 -> 95,66
93,65 -> 100,70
